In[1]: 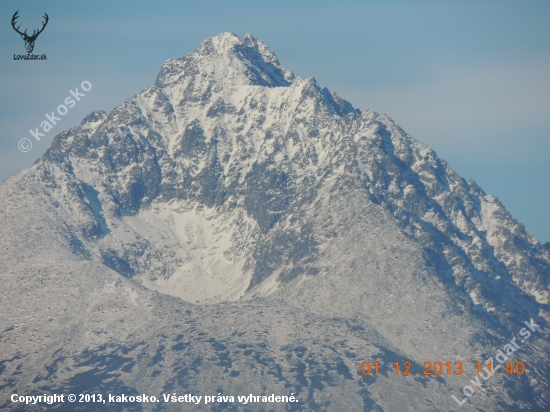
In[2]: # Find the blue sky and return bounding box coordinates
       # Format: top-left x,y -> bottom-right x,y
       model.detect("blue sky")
1,0 -> 549,242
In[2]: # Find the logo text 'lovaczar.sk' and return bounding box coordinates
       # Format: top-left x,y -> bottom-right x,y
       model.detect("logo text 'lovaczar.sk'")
11,11 -> 48,60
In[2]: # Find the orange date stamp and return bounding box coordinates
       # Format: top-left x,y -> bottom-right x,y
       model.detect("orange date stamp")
361,361 -> 525,376
361,361 -> 463,376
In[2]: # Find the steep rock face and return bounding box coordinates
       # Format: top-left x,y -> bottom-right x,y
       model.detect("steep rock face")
42,33 -> 549,318
1,32 -> 550,410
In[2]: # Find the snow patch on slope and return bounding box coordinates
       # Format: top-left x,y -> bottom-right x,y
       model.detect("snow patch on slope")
126,202 -> 257,303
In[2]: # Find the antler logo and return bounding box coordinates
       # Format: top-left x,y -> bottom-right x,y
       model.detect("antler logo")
11,11 -> 49,54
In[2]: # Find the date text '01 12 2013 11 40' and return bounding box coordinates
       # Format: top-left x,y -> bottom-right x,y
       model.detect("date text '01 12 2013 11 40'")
361,361 -> 525,376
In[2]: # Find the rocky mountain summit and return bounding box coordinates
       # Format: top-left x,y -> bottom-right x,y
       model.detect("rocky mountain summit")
1,33 -> 549,411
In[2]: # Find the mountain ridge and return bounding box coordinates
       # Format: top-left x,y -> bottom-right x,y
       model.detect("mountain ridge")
12,30 -> 550,332
1,32 -> 549,411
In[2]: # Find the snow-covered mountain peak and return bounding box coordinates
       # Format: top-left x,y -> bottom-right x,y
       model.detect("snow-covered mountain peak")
31,32 -> 550,316
207,31 -> 241,52
155,32 -> 295,90
2,32 -> 550,412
